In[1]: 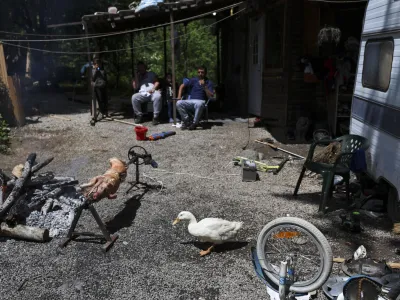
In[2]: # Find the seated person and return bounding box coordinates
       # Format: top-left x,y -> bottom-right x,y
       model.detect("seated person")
131,61 -> 162,125
163,72 -> 181,123
176,66 -> 214,130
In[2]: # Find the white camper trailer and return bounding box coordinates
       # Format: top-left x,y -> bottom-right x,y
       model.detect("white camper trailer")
350,0 -> 400,222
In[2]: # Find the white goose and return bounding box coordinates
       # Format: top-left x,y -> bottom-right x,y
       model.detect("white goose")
173,211 -> 243,256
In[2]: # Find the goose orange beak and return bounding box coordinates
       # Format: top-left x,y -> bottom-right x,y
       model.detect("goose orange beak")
173,218 -> 180,225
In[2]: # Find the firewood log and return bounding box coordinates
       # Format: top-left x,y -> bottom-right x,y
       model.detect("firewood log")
0,153 -> 36,219
42,180 -> 78,190
28,187 -> 63,210
27,172 -> 55,187
0,222 -> 49,242
4,193 -> 29,225
31,157 -> 54,174
41,199 -> 54,215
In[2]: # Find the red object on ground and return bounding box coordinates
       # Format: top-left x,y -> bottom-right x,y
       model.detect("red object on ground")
134,126 -> 148,141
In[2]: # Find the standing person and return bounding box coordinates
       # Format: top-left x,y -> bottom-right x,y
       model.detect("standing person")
92,58 -> 109,117
164,72 -> 181,123
131,61 -> 162,125
176,66 -> 214,130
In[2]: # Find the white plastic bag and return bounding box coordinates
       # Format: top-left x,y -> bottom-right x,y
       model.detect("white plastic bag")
353,245 -> 367,260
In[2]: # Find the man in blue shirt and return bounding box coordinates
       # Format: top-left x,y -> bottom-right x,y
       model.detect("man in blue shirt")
176,66 -> 214,130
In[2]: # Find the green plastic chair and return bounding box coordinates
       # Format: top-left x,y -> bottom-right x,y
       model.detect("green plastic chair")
293,134 -> 369,213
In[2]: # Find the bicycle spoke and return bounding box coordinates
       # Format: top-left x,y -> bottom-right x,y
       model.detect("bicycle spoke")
262,225 -> 324,285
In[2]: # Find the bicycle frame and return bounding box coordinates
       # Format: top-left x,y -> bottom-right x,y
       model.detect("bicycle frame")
279,256 -> 296,300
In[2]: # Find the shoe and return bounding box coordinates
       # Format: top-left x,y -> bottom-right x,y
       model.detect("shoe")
152,116 -> 160,125
188,123 -> 198,131
169,118 -> 181,123
181,121 -> 191,130
134,116 -> 143,124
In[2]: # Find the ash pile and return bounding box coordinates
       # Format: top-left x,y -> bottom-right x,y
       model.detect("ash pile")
0,153 -> 84,240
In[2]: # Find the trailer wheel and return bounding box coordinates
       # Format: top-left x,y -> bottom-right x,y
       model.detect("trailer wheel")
388,187 -> 400,223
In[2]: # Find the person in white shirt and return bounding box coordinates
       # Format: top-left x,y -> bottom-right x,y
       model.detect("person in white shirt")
131,61 -> 161,125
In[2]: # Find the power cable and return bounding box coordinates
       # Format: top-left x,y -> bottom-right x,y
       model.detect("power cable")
0,2 -> 243,43
0,30 -> 99,37
0,8 -> 245,55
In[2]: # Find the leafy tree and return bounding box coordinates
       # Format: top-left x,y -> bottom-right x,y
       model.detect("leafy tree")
0,0 -> 219,94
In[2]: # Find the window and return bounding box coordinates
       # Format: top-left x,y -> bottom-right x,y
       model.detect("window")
362,38 -> 394,92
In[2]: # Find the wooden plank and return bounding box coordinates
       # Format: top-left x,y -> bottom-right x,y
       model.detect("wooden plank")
7,75 -> 25,126
0,44 -> 8,88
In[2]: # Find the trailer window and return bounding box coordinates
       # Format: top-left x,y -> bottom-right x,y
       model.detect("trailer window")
362,38 -> 394,92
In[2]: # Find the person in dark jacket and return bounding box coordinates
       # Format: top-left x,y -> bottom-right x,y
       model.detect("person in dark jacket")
92,59 -> 108,117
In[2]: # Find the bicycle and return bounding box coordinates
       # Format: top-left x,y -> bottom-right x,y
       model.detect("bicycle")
256,217 -> 333,299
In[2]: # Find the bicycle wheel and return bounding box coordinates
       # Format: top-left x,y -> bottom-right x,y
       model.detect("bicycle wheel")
256,217 -> 332,294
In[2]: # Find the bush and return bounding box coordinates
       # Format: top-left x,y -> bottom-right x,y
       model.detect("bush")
0,78 -> 12,153
0,113 -> 10,154
0,77 -> 15,127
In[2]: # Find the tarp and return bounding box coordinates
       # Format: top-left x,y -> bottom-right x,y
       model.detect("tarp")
135,0 -> 164,12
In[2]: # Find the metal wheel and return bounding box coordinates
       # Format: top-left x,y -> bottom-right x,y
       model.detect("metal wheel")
256,217 -> 332,294
127,146 -> 148,165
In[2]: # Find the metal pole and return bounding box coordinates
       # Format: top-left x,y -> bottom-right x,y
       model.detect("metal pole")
163,26 -> 167,77
216,24 -> 221,86
170,12 -> 177,125
130,32 -> 134,78
88,205 -> 112,242
83,20 -> 96,126
184,23 -> 188,78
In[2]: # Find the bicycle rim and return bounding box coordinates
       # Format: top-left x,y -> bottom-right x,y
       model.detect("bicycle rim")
256,217 -> 332,293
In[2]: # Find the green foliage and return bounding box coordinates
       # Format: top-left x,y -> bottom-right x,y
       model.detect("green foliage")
131,19 -> 217,85
0,78 -> 11,153
0,114 -> 10,154
0,1 -> 219,95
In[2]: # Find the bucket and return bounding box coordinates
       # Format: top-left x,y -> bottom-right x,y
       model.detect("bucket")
134,126 -> 148,141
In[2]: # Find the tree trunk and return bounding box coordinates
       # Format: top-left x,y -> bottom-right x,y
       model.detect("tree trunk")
0,222 -> 49,242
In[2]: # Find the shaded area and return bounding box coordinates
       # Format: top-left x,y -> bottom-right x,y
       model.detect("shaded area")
180,240 -> 249,254
200,121 -> 224,130
23,91 -> 89,117
105,191 -> 146,234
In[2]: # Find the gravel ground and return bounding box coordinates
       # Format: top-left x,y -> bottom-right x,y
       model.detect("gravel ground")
0,92 -> 398,300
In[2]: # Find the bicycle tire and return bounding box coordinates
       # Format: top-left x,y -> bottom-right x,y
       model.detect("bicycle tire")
256,217 -> 333,294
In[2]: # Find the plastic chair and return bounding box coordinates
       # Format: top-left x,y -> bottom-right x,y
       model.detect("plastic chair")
293,134 -> 369,213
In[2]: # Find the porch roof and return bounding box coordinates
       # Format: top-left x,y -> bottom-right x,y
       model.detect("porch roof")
81,0 -> 244,33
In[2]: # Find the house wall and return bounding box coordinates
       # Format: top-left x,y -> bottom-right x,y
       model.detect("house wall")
220,11 -> 248,116
260,0 -> 288,126
259,0 -> 317,130
286,0 -> 321,129
245,0 -> 366,141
